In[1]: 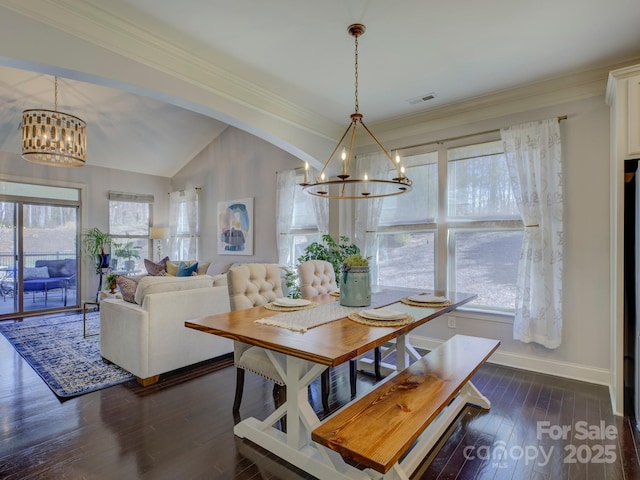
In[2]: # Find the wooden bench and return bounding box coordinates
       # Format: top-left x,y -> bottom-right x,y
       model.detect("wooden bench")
312,334 -> 500,479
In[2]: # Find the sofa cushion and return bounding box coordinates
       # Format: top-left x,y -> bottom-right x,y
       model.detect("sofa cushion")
116,274 -> 145,303
177,262 -> 198,277
144,257 -> 169,276
166,260 -> 210,276
35,259 -> 76,278
134,275 -> 214,305
24,266 -> 50,279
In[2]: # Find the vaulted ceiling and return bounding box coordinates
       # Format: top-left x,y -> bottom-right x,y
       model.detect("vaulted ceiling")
0,0 -> 639,177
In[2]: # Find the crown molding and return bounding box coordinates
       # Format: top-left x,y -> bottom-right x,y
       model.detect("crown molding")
369,57 -> 640,143
0,0 -> 340,141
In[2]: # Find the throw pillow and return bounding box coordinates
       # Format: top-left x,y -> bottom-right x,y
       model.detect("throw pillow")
176,262 -> 199,277
116,275 -> 144,303
24,266 -> 50,279
144,257 -> 169,276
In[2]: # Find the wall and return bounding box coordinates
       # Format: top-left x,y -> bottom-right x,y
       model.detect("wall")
170,126 -> 301,273
0,151 -> 170,300
384,95 -> 612,386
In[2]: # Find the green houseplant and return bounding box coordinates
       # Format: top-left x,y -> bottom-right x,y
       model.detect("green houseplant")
113,241 -> 141,271
81,227 -> 113,274
104,272 -> 118,293
297,234 -> 360,283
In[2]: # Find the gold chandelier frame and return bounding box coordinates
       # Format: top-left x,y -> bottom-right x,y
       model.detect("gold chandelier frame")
301,24 -> 412,199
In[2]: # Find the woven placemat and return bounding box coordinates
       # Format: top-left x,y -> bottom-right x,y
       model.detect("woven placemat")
348,312 -> 415,327
400,297 -> 452,307
264,301 -> 319,312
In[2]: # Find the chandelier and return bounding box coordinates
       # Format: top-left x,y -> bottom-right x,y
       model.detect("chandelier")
22,76 -> 87,167
301,24 -> 411,199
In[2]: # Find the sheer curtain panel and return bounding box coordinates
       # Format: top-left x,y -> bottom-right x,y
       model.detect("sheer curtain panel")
354,152 -> 388,283
168,188 -> 199,261
276,170 -> 296,266
501,119 -> 563,348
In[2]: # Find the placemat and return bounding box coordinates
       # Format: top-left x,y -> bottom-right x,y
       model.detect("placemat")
400,297 -> 452,307
347,311 -> 415,327
264,301 -> 319,312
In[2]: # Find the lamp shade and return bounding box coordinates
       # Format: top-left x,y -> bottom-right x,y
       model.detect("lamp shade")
149,227 -> 170,239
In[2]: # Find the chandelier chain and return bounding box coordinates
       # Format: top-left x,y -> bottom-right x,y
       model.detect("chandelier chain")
354,35 -> 359,113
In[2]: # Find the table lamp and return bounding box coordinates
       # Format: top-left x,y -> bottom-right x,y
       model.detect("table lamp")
149,227 -> 170,261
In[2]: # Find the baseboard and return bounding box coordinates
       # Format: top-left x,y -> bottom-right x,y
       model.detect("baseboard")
409,335 -> 611,387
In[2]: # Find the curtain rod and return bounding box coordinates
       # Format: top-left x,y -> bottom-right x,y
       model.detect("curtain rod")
167,187 -> 201,194
395,115 -> 567,153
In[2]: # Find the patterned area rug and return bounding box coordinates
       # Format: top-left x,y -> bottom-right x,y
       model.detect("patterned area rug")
0,311 -> 134,398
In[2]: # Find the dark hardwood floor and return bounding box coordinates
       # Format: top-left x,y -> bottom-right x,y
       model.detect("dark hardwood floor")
0,319 -> 638,479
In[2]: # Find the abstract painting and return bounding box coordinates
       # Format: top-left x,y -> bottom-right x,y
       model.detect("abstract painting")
217,197 -> 254,255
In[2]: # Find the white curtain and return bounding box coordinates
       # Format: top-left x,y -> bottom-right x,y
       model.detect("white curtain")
354,152 -> 388,283
312,192 -> 329,235
276,170 -> 296,266
501,119 -> 563,349
168,188 -> 199,261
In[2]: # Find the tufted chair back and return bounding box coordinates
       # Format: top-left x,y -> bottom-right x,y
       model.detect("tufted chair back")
297,260 -> 338,298
227,263 -> 284,311
227,263 -> 286,414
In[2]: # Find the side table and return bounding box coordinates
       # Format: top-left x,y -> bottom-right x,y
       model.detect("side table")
83,299 -> 100,338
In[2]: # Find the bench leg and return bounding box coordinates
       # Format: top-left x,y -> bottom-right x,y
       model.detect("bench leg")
393,379 -> 489,479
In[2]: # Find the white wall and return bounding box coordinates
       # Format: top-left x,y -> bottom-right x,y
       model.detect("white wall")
0,151 -> 170,300
389,95 -> 612,386
170,126 -> 301,273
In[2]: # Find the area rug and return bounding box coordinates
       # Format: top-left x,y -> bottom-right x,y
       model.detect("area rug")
0,311 -> 134,398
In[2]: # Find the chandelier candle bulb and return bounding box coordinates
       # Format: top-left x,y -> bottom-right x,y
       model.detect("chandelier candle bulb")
363,173 -> 369,195
304,162 -> 309,184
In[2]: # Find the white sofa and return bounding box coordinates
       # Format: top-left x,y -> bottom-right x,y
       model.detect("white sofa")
100,275 -> 232,386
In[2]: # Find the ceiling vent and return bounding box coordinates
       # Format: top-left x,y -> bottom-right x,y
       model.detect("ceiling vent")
407,93 -> 436,106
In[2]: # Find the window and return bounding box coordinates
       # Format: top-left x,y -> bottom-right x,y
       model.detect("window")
373,140 -> 523,313
109,192 -> 152,273
374,153 -> 438,290
447,142 -> 522,312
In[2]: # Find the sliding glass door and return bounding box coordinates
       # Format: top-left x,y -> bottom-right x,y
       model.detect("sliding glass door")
0,182 -> 80,319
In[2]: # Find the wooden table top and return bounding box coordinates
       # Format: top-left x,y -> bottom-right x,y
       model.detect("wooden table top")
185,291 -> 476,367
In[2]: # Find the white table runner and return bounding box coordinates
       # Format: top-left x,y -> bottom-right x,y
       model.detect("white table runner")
255,290 -> 410,332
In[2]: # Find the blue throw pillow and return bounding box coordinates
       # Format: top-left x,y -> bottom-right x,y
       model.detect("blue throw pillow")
176,261 -> 198,277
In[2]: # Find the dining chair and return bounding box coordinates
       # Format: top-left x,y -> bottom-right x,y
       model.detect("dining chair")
227,263 -> 286,412
297,260 -> 361,411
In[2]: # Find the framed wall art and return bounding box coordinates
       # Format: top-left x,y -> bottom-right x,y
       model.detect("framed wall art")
217,197 -> 254,255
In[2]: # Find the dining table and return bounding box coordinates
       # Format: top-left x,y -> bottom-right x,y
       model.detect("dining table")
185,289 -> 477,480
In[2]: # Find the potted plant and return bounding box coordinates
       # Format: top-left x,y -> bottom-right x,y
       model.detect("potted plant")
340,253 -> 372,307
81,227 -> 113,274
297,234 -> 360,285
104,272 -> 118,294
113,241 -> 141,271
